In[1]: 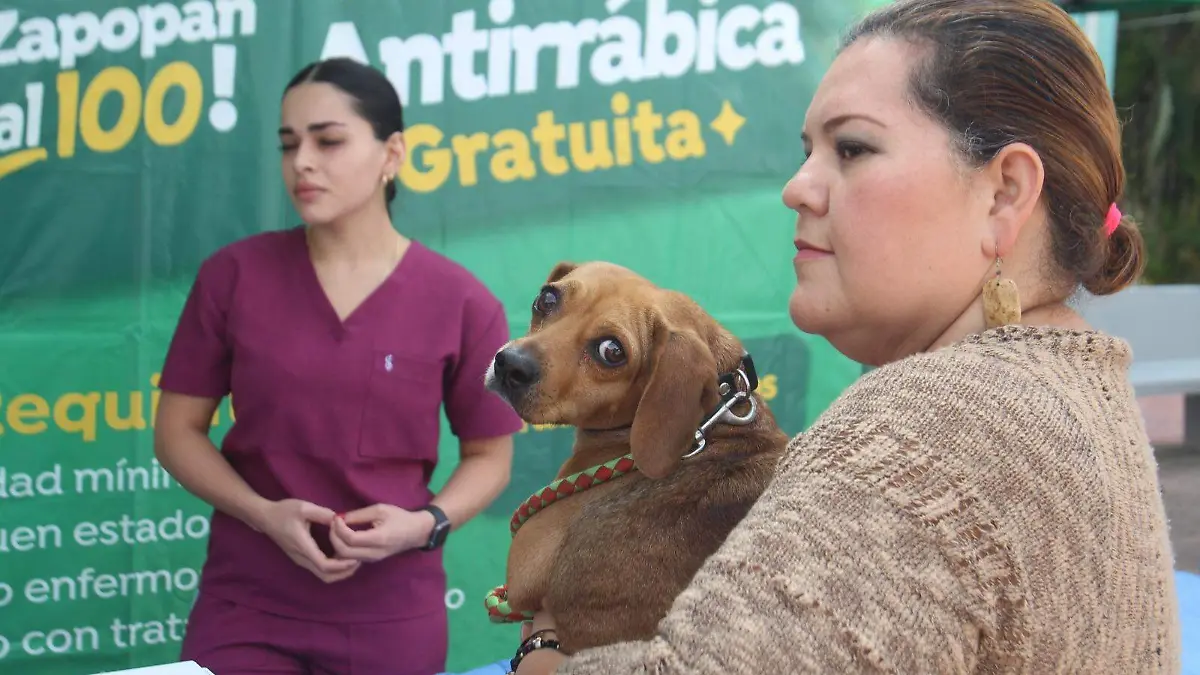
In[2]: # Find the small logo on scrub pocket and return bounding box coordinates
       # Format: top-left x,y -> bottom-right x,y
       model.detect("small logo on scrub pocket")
384,354 -> 394,372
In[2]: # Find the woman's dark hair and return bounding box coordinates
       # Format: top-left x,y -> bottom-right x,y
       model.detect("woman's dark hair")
844,0 -> 1144,296
284,57 -> 405,207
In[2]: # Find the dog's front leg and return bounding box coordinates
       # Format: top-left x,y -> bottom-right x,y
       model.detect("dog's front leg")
504,497 -> 584,612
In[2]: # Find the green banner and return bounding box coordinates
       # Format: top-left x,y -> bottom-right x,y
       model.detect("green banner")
0,1 -> 1114,673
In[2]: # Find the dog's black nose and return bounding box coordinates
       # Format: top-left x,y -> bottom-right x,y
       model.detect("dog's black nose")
493,346 -> 540,392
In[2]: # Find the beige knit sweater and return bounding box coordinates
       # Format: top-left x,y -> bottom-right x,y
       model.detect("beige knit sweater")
555,326 -> 1181,674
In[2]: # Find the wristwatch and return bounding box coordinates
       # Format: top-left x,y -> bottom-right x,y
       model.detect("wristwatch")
419,504 -> 451,551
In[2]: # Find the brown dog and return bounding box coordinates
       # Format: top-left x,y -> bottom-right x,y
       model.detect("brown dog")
484,261 -> 789,655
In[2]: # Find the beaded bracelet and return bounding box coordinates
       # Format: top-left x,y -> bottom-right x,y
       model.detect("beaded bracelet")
508,629 -> 562,674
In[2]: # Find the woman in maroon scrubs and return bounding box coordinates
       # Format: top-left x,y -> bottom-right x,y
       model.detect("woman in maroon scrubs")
153,57 -> 524,675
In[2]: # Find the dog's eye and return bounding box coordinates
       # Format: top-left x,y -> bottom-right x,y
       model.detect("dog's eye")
533,287 -> 559,315
593,338 -> 626,367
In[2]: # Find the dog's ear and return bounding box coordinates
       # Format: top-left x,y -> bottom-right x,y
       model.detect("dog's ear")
545,261 -> 577,284
630,327 -> 719,480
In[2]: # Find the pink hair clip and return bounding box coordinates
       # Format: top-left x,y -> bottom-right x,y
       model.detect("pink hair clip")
1104,202 -> 1121,238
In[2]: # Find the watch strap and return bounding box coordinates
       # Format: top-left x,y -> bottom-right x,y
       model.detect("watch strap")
419,504 -> 450,551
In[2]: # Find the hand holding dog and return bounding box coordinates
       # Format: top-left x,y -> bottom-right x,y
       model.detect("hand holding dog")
255,498 -> 361,584
329,504 -> 435,562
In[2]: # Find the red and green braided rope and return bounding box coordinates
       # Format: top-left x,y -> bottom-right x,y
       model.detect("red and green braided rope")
484,453 -> 638,623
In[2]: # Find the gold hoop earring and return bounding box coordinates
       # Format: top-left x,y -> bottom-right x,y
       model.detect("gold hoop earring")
982,257 -> 1021,329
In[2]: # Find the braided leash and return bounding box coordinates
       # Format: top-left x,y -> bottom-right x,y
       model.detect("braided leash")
484,453 -> 638,623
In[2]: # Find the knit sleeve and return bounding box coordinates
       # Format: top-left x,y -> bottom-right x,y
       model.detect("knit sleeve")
554,434 -> 994,674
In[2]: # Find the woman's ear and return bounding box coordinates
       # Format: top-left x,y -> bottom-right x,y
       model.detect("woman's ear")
982,142 -> 1045,259
384,131 -> 406,177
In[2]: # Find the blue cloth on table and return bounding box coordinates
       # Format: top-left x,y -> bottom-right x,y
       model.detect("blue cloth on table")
1180,570 -> 1199,675
442,570 -> 1200,675
438,659 -> 511,675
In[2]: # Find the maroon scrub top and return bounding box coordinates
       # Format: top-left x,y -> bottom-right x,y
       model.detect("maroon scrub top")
159,226 -> 524,622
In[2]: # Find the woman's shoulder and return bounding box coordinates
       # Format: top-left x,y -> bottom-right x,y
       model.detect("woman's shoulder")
769,325 -> 1142,568
834,325 -> 1130,411
790,325 -> 1135,470
404,240 -> 510,316
194,227 -> 300,278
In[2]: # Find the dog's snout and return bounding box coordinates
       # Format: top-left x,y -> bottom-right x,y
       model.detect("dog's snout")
493,345 -> 541,392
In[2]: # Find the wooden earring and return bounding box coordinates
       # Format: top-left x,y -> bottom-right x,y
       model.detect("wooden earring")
982,256 -> 1021,329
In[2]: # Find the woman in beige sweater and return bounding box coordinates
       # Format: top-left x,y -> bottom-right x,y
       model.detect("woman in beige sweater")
513,0 -> 1183,672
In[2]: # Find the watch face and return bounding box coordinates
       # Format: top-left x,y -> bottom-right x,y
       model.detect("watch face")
429,521 -> 449,548
422,506 -> 450,550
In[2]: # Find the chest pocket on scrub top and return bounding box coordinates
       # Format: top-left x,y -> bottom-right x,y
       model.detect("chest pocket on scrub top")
358,349 -> 444,461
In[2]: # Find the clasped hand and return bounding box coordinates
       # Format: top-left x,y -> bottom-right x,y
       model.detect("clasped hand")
329,503 -> 435,562
255,499 -> 433,584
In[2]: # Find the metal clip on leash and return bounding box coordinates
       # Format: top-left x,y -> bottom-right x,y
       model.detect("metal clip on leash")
683,367 -> 758,459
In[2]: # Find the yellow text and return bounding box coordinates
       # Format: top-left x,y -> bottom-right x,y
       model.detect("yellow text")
56,61 -> 203,158
399,92 -> 708,194
0,374 -> 233,443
